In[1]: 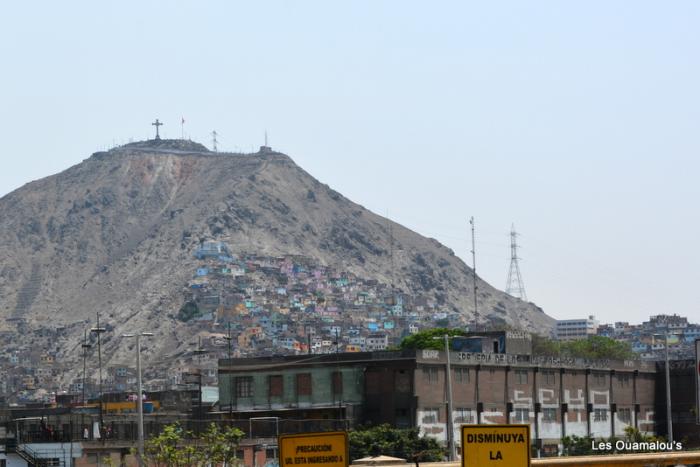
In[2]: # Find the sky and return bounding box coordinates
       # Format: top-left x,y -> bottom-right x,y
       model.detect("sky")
1,1 -> 698,324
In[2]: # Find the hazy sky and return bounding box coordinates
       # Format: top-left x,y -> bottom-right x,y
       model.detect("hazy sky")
1,1 -> 698,323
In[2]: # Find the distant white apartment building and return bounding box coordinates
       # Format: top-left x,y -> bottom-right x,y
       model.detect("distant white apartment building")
555,315 -> 599,340
365,333 -> 389,351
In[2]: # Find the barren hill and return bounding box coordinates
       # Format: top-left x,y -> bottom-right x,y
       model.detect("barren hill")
0,139 -> 553,379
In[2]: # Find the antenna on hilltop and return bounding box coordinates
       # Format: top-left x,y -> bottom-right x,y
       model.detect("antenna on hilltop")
211,131 -> 218,152
387,211 -> 395,292
470,216 -> 478,328
506,224 -> 527,301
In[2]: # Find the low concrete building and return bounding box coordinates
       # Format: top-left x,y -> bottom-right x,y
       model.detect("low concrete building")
219,343 -> 658,456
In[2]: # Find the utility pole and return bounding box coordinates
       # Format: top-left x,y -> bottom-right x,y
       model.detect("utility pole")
192,337 -> 207,427
307,325 -> 312,355
505,224 -> 527,301
81,330 -> 91,405
224,323 -> 233,417
90,312 -> 107,440
123,332 -> 153,467
434,334 -> 455,461
470,217 -> 478,329
664,331 -> 673,443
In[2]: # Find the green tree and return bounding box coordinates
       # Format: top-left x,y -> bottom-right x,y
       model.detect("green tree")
199,423 -> 245,466
399,328 -> 467,351
349,424 -> 444,462
531,334 -> 562,356
564,335 -> 636,360
143,422 -> 244,467
177,301 -> 200,322
144,423 -> 190,466
561,435 -> 597,456
533,335 -> 637,361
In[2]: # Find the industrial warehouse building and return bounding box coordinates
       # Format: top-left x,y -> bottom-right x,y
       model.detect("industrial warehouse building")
218,331 -> 660,456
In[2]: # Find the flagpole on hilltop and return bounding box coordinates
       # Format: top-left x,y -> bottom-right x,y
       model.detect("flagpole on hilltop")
181,118 -> 185,140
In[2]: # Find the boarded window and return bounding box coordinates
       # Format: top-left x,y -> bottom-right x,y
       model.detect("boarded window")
236,376 -> 253,398
297,373 -> 312,396
331,371 -> 343,395
269,375 -> 283,397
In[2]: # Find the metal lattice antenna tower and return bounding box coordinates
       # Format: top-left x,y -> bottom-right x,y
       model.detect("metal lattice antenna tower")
386,211 -> 395,292
505,224 -> 527,301
211,131 -> 218,152
470,217 -> 478,327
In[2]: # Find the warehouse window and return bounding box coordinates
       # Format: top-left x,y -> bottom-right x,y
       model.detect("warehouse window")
594,373 -> 606,386
236,376 -> 253,398
422,408 -> 439,424
618,374 -> 630,387
542,408 -> 557,422
515,370 -> 528,384
594,409 -> 608,422
618,408 -> 631,423
514,408 -> 529,423
455,407 -> 474,423
454,367 -> 470,383
542,370 -> 555,386
423,367 -> 438,384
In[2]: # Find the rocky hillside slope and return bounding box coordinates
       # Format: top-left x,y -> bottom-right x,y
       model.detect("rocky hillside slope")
0,139 -> 553,374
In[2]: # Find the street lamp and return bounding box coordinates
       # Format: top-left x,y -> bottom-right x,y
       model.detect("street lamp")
123,332 -> 154,467
433,335 -> 455,461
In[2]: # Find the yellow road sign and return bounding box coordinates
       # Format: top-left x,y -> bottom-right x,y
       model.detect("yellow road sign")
279,431 -> 348,467
461,424 -> 530,466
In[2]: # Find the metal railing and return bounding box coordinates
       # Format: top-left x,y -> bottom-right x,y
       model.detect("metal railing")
16,443 -> 66,466
9,417 -> 350,444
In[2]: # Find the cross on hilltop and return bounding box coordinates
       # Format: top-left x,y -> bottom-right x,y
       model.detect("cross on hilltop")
152,119 -> 163,140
